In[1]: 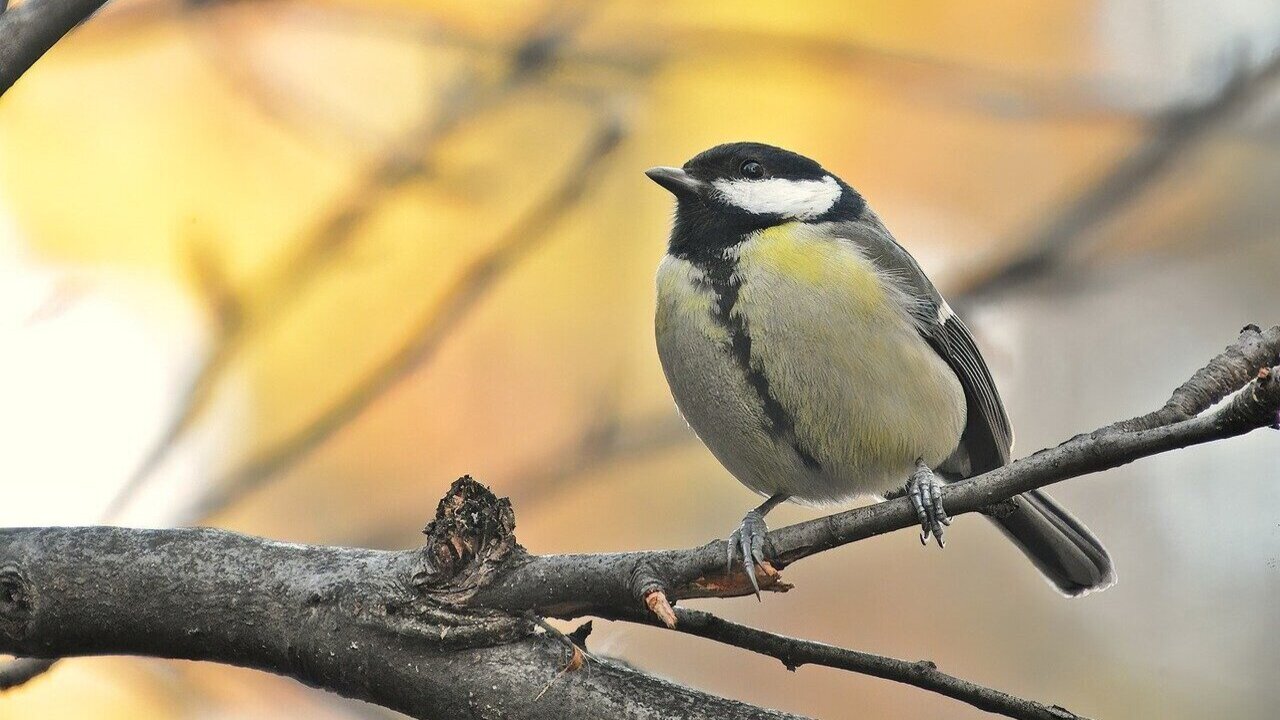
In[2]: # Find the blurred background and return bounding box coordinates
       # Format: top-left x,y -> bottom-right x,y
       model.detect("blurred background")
2,0 -> 1280,718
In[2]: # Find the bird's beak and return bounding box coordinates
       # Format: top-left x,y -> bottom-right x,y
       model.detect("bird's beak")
645,166 -> 708,200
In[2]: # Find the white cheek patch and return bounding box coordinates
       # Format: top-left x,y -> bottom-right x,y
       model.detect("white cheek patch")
712,175 -> 842,219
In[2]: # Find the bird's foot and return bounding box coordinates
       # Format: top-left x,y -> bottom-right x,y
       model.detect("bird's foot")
905,459 -> 950,548
727,509 -> 770,599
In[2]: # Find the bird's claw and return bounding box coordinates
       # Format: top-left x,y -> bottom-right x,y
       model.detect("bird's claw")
906,460 -> 950,548
727,509 -> 769,599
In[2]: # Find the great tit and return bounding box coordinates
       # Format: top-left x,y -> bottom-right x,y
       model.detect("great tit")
646,142 -> 1115,597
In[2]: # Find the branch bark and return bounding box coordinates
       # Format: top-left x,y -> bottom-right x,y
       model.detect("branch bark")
3,8 -> 630,692
668,609 -> 1085,720
2,325 -> 1277,718
463,326 -> 1280,619
0,0 -> 109,96
0,524 -> 798,720
0,657 -> 54,690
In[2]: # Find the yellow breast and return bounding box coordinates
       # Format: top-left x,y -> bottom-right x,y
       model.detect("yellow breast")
732,222 -> 966,495
655,255 -> 726,342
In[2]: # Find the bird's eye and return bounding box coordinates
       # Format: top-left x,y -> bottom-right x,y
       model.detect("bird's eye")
740,161 -> 764,179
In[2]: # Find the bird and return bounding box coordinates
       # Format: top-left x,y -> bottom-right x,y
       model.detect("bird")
646,142 -> 1115,597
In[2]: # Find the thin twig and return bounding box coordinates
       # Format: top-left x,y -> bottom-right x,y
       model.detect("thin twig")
183,114 -> 627,521
99,71 -> 476,521
667,608 -> 1086,720
100,11 -> 587,522
524,611 -> 589,673
2,327 -> 1276,715
1,9 -> 601,693
757,328 -> 1280,573
459,325 -> 1280,616
957,49 -> 1280,300
4,11 -> 608,693
1103,323 -> 1280,434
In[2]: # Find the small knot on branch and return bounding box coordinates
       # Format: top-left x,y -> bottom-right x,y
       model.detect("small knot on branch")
644,589 -> 677,629
1257,367 -> 1280,429
1216,362 -> 1280,432
414,476 -> 524,602
912,660 -> 939,673
0,565 -> 34,638
629,562 -> 678,628
980,497 -> 1021,520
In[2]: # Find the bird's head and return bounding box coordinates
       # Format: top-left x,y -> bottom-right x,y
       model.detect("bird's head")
646,142 -> 864,260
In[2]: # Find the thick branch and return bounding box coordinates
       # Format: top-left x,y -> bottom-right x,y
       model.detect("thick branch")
2,325 -> 1275,718
0,478 -> 1070,720
0,524 -> 800,720
0,0 -> 109,96
6,9 -> 628,695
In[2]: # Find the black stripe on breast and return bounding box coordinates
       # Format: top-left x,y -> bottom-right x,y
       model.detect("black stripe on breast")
701,255 -> 822,472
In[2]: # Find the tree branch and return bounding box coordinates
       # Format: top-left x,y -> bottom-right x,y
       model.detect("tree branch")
3,324 -> 1275,718
0,523 -> 800,720
1105,323 -> 1280,433
0,0 -> 109,96
0,657 -> 55,690
667,609 -> 1086,720
182,112 -> 627,522
13,4 -> 1273,713
100,8 -> 599,522
461,326 -> 1280,617
0,477 -> 1079,720
4,8 -> 627,693
957,50 -> 1280,300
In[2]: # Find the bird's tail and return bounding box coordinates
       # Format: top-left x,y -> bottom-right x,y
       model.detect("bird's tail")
984,489 -> 1115,596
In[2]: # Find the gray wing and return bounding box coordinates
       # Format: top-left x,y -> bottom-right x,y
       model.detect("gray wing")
831,216 -> 1013,476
